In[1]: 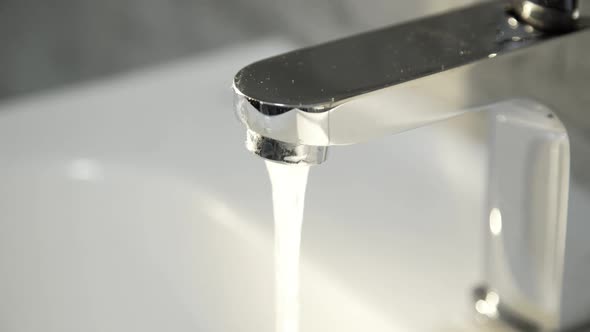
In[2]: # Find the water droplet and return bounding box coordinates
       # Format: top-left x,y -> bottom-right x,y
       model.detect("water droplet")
291,79 -> 295,84
488,53 -> 497,58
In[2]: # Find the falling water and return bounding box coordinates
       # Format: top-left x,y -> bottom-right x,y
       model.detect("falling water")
265,160 -> 310,332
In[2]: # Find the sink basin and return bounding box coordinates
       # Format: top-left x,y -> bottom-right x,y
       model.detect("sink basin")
0,38 -> 490,331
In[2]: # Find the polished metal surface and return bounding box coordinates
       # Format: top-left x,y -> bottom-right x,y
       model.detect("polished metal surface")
526,0 -> 578,11
473,285 -> 538,331
245,129 -> 327,165
474,284 -> 590,332
483,99 -> 573,331
234,2 -> 545,111
232,1 -> 589,151
511,0 -> 579,31
233,0 -> 590,330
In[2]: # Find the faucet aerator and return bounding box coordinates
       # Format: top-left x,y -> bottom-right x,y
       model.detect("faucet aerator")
245,129 -> 327,166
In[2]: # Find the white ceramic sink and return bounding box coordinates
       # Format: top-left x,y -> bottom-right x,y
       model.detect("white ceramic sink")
0,38 -> 491,331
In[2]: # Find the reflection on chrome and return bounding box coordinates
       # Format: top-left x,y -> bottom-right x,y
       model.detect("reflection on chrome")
508,17 -> 519,28
68,158 -> 102,182
521,2 -> 534,18
486,291 -> 500,307
475,291 -> 500,318
489,208 -> 502,236
476,300 -> 498,317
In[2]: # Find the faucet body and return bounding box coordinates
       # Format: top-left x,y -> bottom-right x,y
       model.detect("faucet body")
233,1 -> 590,330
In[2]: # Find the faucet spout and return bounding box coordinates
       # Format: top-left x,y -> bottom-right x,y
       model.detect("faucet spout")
234,1 -> 585,157
245,129 -> 327,165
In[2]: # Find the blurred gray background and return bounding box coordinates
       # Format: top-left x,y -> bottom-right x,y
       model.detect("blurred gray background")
0,0 -> 479,100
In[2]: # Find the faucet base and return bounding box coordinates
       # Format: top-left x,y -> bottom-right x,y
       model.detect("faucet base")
473,285 -> 540,331
473,285 -> 590,332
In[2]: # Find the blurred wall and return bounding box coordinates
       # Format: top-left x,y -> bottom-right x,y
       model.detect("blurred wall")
0,0 -> 479,100
266,0 -> 480,42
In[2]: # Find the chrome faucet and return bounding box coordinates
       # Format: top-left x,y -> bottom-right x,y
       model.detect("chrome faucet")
233,1 -> 590,330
